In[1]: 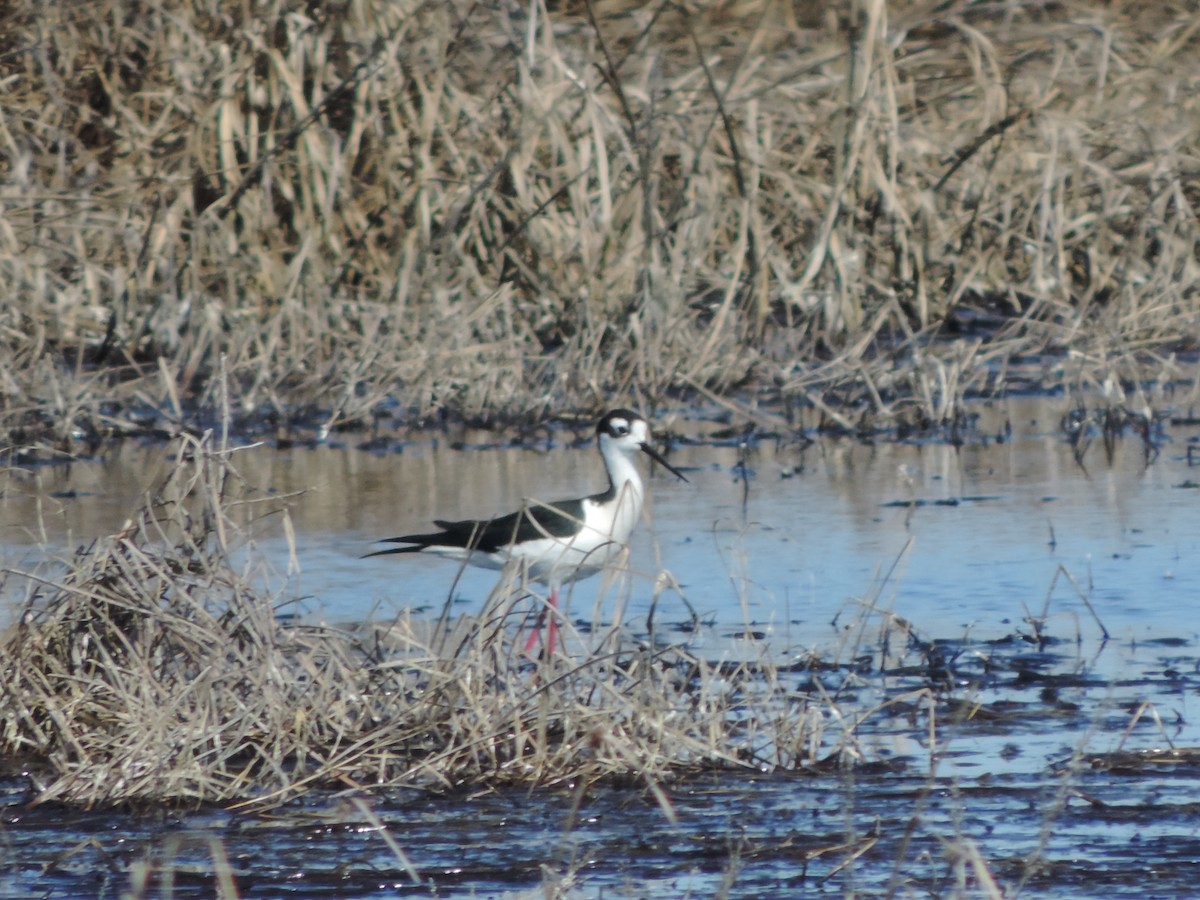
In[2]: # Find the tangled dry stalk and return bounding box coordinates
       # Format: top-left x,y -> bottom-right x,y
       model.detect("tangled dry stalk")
0,0 -> 1197,452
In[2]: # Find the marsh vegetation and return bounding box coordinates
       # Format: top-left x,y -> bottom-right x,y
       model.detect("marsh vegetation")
1,0 -> 1197,451
2,0 -> 1200,895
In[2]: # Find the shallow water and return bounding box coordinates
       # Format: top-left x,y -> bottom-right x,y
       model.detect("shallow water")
2,396 -> 1200,897
4,398 -> 1197,647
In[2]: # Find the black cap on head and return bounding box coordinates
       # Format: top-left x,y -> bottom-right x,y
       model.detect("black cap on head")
596,408 -> 643,437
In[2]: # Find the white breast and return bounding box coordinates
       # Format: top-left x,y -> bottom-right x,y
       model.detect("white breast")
504,479 -> 644,586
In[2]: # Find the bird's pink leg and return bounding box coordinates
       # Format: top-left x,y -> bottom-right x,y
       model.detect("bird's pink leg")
546,588 -> 558,657
521,588 -> 559,658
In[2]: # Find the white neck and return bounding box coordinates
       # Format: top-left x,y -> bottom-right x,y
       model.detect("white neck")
603,442 -> 645,504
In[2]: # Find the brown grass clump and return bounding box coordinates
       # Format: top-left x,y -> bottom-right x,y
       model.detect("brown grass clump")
0,432 -> 860,808
0,0 -> 1197,450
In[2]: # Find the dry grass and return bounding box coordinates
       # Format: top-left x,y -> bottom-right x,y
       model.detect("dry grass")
0,431 -> 900,808
0,0 -> 1197,451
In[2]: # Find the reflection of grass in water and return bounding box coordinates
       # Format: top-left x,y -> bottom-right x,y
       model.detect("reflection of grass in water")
1,0 -> 1198,453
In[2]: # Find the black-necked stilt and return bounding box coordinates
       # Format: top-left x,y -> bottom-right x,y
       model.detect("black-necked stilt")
365,409 -> 688,656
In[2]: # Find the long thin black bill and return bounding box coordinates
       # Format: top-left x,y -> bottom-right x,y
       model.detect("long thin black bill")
640,442 -> 689,483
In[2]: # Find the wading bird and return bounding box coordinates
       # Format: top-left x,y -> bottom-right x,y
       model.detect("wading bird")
365,409 -> 688,656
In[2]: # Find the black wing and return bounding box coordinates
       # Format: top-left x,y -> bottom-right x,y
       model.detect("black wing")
365,498 -> 586,557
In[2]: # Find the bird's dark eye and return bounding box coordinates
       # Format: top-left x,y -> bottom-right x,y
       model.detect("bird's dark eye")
612,421 -> 629,435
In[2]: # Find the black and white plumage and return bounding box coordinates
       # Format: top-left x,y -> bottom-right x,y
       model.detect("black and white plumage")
365,409 -> 688,654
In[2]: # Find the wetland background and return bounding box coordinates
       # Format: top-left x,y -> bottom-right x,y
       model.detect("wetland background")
2,0 -> 1200,896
